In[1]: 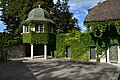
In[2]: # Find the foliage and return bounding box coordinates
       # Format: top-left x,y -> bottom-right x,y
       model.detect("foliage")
22,33 -> 31,43
22,20 -> 56,45
0,0 -> 80,34
54,33 -> 66,57
0,0 -> 54,33
0,0 -> 33,33
53,0 -> 80,33
0,33 -> 22,49
55,24 -> 120,61
54,31 -> 95,61
84,20 -> 120,61
22,32 -> 56,44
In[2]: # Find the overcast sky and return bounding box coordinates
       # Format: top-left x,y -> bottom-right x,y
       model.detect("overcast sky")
0,0 -> 105,32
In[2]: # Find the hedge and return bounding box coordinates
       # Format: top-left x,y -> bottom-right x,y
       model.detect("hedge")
0,33 -> 22,48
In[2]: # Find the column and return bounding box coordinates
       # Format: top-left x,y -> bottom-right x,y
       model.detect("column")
44,45 -> 47,59
107,48 -> 110,63
31,44 -> 34,59
118,46 -> 120,63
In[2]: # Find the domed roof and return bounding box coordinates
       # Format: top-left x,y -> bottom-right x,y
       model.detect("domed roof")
26,7 -> 54,23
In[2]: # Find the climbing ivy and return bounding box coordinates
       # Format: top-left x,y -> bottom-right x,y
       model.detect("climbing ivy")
84,20 -> 120,61
22,32 -> 56,44
54,31 -> 95,61
22,20 -> 56,44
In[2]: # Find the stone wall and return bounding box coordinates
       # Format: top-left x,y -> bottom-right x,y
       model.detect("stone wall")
3,45 -> 25,59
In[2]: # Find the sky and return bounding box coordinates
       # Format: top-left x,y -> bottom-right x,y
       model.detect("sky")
68,0 -> 104,31
0,0 -> 105,32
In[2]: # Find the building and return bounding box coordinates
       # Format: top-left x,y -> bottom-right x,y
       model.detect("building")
85,0 -> 120,63
22,5 -> 56,59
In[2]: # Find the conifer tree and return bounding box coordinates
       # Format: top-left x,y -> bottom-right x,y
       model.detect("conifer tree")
53,0 -> 80,33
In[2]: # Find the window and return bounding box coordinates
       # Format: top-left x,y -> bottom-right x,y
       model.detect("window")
35,26 -> 40,32
40,25 -> 44,32
35,25 -> 44,32
25,26 -> 29,33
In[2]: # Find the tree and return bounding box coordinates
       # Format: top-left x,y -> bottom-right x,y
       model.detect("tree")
0,0 -> 54,34
53,0 -> 80,33
0,0 -> 80,33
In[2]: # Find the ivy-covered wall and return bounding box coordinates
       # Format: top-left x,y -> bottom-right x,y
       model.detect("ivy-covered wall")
22,32 -> 56,44
55,30 -> 120,61
1,24 -> 119,62
84,21 -> 120,61
54,31 -> 95,61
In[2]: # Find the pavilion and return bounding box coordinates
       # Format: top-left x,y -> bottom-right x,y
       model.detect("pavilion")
22,5 -> 55,59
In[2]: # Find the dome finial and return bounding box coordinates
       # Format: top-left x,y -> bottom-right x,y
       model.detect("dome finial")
38,5 -> 41,8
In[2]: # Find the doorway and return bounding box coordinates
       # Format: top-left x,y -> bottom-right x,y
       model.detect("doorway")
90,46 -> 96,59
109,45 -> 118,62
65,46 -> 70,58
